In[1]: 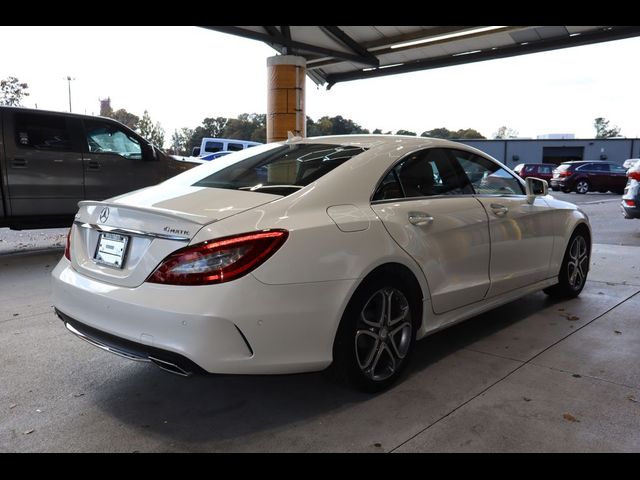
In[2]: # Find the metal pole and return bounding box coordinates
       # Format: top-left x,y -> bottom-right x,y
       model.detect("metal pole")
67,76 -> 72,112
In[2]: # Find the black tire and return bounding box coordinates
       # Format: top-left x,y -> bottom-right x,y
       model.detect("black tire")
330,274 -> 418,393
574,179 -> 590,194
544,229 -> 590,298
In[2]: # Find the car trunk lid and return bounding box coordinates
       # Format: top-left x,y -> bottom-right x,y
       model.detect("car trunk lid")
70,186 -> 281,287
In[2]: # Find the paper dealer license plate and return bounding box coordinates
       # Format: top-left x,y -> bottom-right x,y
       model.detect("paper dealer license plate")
94,232 -> 129,268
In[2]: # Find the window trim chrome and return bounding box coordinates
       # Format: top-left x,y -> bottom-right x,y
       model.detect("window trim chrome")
371,192 -> 527,205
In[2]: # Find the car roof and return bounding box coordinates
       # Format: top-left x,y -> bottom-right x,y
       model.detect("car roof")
563,160 -> 610,163
0,105 -> 117,123
290,134 -> 484,152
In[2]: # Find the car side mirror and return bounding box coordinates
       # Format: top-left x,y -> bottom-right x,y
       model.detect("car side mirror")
143,143 -> 158,161
525,177 -> 548,204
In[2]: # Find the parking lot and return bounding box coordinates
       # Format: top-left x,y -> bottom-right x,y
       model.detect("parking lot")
1,192 -> 639,452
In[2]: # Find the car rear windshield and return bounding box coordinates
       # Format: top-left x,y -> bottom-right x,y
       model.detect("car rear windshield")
555,164 -> 572,172
192,143 -> 367,196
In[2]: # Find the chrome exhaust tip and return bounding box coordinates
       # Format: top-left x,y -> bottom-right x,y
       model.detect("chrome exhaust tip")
148,356 -> 193,377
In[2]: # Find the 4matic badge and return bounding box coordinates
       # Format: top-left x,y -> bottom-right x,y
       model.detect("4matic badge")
163,226 -> 190,236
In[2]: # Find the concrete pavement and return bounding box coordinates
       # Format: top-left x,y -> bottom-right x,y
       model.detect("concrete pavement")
0,243 -> 639,452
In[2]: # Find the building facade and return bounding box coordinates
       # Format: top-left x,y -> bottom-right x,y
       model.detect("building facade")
457,138 -> 640,169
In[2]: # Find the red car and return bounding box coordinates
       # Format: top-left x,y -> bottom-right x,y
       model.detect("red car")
513,163 -> 555,182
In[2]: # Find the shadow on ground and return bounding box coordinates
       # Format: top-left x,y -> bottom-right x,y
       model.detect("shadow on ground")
92,291 -> 562,446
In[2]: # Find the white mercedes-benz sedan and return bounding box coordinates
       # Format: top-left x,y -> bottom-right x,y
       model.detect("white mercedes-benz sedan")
52,135 -> 591,392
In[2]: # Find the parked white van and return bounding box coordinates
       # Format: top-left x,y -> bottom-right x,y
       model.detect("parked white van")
192,138 -> 261,160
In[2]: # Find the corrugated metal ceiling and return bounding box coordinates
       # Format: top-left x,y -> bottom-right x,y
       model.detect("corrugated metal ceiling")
202,26 -> 640,88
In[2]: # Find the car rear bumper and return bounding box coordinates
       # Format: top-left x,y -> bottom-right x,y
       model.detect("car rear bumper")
621,182 -> 640,218
52,259 -> 358,375
549,179 -> 568,190
621,204 -> 640,218
56,309 -> 206,376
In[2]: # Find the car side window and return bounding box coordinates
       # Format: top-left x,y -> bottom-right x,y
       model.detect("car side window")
83,120 -> 142,160
14,113 -> 74,152
524,165 -> 536,174
450,150 -> 525,195
540,165 -> 553,174
611,164 -> 626,173
372,169 -> 404,201
204,141 -> 224,153
372,148 -> 473,201
583,163 -> 607,172
228,143 -> 244,151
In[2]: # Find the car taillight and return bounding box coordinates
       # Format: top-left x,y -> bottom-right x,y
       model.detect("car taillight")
624,199 -> 636,207
146,230 -> 288,286
64,228 -> 72,260
559,171 -> 572,177
628,170 -> 640,181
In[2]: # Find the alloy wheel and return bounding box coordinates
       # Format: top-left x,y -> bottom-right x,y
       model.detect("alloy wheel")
567,235 -> 589,291
576,180 -> 589,194
355,287 -> 412,382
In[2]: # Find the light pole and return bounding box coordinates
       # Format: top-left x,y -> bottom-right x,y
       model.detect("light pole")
66,76 -> 75,112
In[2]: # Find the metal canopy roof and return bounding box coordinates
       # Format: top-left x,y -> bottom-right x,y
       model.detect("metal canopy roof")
202,26 -> 640,89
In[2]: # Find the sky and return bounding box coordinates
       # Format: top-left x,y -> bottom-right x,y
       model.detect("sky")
1,25 -> 639,145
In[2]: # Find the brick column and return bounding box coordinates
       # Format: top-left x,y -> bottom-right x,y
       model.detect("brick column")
266,55 -> 306,143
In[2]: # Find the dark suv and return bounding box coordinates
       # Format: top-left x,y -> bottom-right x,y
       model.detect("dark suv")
550,161 -> 627,194
0,106 -> 188,230
513,163 -> 554,182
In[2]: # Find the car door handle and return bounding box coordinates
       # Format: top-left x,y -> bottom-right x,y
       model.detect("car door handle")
408,212 -> 434,226
11,158 -> 27,168
490,203 -> 509,216
87,160 -> 101,170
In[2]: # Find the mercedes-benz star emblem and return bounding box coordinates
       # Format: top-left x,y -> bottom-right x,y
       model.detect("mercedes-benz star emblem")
99,207 -> 110,224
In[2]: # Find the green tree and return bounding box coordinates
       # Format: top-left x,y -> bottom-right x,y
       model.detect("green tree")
170,127 -> 193,155
310,115 -> 369,136
222,113 -> 266,142
307,116 -> 321,137
396,129 -> 416,136
372,128 -> 383,134
493,126 -> 519,139
0,76 -> 29,106
594,117 -> 621,138
110,108 -> 139,130
202,117 -> 229,138
138,110 -> 165,147
186,116 -> 234,153
453,128 -> 485,139
421,127 -> 453,139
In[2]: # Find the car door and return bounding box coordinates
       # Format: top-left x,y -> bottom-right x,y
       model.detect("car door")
588,163 -> 607,190
3,110 -> 84,216
82,118 -> 159,201
370,148 -> 491,315
538,164 -> 554,182
522,164 -> 536,179
450,150 -> 556,298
